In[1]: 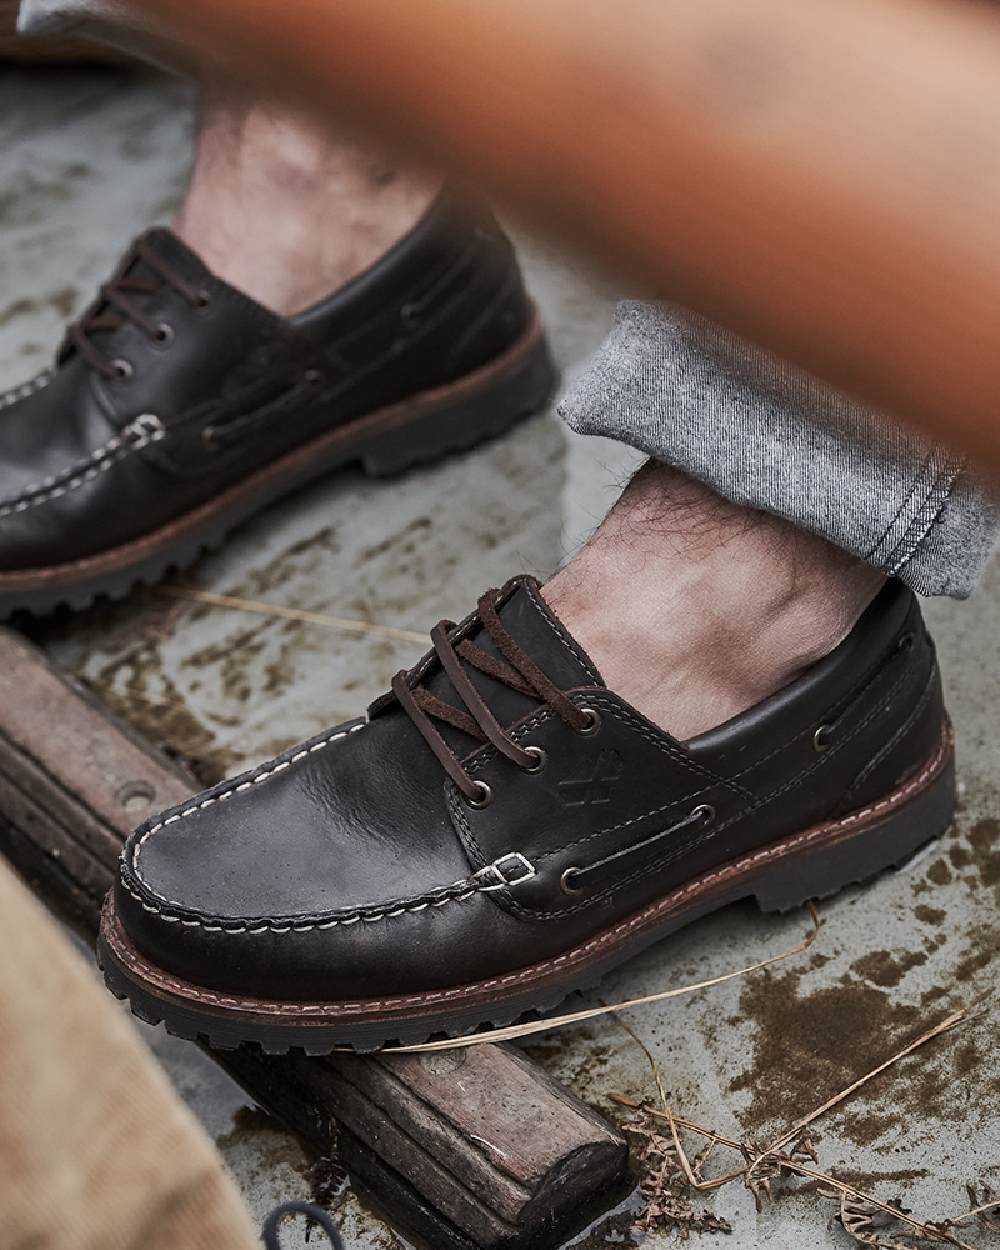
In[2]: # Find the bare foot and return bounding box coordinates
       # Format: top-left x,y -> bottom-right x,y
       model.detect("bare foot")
543,460 -> 886,740
173,84 -> 437,314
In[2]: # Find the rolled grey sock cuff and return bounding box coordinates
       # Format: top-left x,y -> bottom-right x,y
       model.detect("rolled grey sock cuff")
560,302 -> 999,599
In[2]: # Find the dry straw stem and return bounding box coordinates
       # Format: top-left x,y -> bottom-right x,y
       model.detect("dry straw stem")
386,907 -> 820,1053
612,995 -> 986,1247
156,585 -> 427,646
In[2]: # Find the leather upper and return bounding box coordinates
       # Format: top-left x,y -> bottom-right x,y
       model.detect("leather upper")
116,576 -> 946,999
0,198 -> 531,571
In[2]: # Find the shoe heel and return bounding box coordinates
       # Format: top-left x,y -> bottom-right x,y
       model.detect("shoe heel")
358,320 -> 558,476
753,754 -> 955,914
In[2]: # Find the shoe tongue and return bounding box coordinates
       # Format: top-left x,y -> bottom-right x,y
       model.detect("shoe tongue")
411,576 -> 605,754
60,227 -> 273,366
487,577 -> 604,692
135,226 -> 217,285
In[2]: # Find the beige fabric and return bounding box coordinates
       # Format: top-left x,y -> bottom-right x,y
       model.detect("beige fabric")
0,858 -> 260,1250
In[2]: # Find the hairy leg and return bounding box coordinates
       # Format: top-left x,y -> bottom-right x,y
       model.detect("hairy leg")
173,83 -> 437,314
544,460 -> 886,740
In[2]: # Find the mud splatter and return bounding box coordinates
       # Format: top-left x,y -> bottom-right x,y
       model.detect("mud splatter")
952,922 -> 1000,984
914,905 -> 946,926
851,949 -> 928,989
80,644 -> 242,781
949,843 -> 972,871
926,859 -> 953,887
967,819 -> 1000,888
728,966 -> 972,1136
228,526 -> 340,599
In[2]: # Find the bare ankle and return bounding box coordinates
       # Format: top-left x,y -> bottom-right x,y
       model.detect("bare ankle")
173,85 -> 438,314
544,461 -> 885,739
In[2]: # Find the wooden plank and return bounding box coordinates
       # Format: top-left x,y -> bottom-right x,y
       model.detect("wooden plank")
140,0 -> 1000,474
0,627 -> 628,1248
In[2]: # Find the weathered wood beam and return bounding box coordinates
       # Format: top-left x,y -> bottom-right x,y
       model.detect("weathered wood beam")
0,627 -> 627,1248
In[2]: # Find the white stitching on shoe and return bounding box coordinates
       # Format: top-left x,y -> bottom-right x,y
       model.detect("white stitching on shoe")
0,413 -> 165,519
0,368 -> 52,410
131,721 -> 367,893
120,850 -> 536,933
107,728 -> 951,1015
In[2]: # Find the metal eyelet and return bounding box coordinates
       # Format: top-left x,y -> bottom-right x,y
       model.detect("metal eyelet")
522,745 -> 547,774
112,358 -> 133,381
691,803 -> 716,825
153,321 -> 175,346
195,289 -> 212,310
465,780 -> 493,809
897,631 -> 916,653
201,426 -> 218,450
560,866 -> 585,895
813,724 -> 833,753
576,707 -> 601,736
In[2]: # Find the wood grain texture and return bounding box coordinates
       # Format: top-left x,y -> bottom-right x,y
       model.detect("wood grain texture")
138,0 -> 1000,474
0,626 -> 627,1248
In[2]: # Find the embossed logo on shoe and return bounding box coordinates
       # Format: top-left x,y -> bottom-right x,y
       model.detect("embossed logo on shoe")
557,749 -> 624,807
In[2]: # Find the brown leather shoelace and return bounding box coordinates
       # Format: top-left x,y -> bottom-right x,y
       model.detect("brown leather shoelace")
63,238 -> 208,380
392,586 -> 591,805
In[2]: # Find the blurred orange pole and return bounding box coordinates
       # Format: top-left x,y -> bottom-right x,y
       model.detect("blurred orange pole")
143,0 -> 1000,474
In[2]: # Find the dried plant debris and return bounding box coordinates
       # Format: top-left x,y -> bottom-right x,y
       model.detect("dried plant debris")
962,1186 -> 1000,1234
609,984 -> 1000,1246
830,1190 -> 930,1250
617,1100 -> 998,1249
626,1122 -> 732,1237
740,1129 -> 819,1211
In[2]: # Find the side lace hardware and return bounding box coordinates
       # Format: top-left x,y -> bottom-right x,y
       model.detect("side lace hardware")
62,237 -> 204,380
202,370 -> 326,452
391,583 -> 592,805
262,1201 -> 344,1250
559,802 -> 716,896
475,852 -> 536,891
815,626 -> 918,755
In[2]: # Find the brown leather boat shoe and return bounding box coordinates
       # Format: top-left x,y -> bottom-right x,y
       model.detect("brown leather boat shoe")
0,198 -> 555,616
100,575 -> 954,1052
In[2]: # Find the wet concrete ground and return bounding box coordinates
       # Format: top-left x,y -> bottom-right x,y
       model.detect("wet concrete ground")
3,63 -> 999,1250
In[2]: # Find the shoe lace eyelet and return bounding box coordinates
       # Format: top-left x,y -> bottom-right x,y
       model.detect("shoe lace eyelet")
691,803 -> 715,825
202,425 -> 218,451
465,780 -> 493,809
813,724 -> 833,753
112,358 -> 133,381
576,707 -> 601,736
153,321 -> 175,347
560,866 -> 585,895
304,368 -> 324,387
897,630 -> 916,654
195,288 -> 212,310
522,745 -> 547,774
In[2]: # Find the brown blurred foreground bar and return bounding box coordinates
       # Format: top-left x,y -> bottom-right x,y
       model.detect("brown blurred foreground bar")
0,627 -> 627,1249
141,0 -> 1000,474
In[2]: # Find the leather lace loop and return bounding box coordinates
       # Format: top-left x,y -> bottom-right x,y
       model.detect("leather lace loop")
62,238 -> 205,380
392,585 -> 589,803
